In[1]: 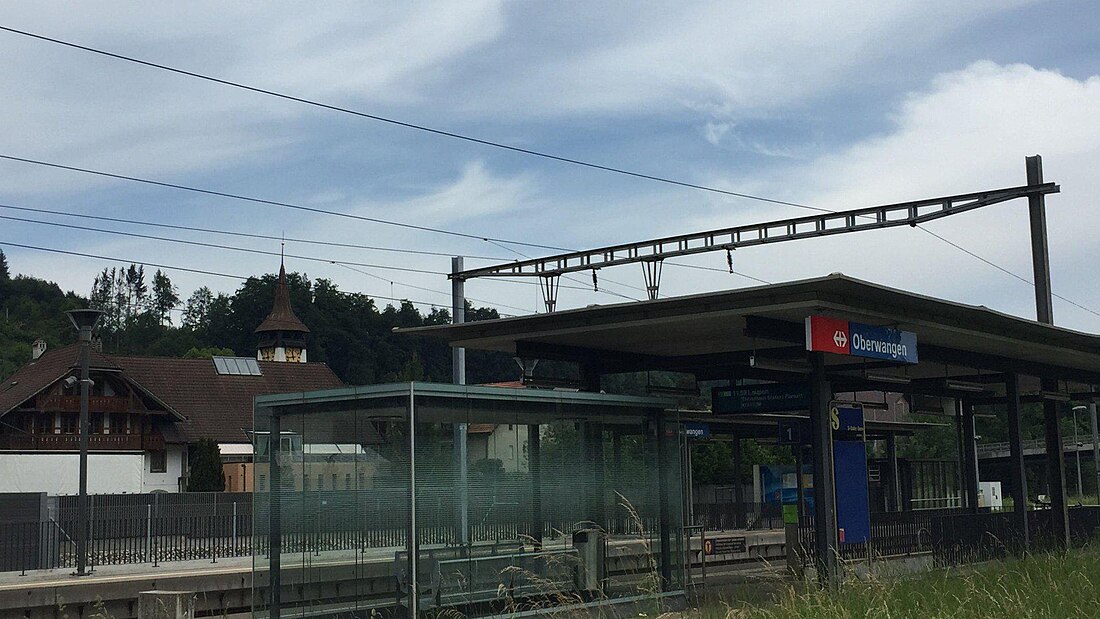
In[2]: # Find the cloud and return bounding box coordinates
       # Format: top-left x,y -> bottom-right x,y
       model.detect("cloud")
689,61 -> 1100,330
0,2 -> 509,194
703,122 -> 732,146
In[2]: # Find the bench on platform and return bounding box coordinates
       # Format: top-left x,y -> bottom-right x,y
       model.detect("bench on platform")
392,541 -> 526,608
430,547 -> 583,609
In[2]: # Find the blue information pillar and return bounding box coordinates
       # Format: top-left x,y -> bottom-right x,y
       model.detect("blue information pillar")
831,404 -> 870,545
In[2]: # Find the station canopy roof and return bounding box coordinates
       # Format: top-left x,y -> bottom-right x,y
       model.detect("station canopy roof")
399,274 -> 1100,395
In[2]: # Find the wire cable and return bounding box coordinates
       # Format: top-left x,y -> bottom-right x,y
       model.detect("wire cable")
0,25 -> 828,214
0,203 -> 508,261
0,211 -> 445,275
1,25 -> 1091,316
0,153 -> 571,253
335,263 -> 529,315
0,238 -> 483,312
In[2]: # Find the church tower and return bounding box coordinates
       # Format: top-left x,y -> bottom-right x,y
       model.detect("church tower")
255,261 -> 310,363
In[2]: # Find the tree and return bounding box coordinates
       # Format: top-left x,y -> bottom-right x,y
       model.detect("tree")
183,346 -> 236,359
0,249 -> 9,281
151,270 -> 179,326
187,439 -> 226,492
182,286 -> 214,331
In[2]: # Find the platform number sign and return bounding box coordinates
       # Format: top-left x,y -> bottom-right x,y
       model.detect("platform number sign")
777,419 -> 804,445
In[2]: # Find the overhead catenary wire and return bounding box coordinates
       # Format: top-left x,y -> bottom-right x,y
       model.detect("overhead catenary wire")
0,203 -> 509,261
334,263 -> 529,315
0,153 -> 571,253
0,239 -> 483,313
0,211 -> 444,276
0,25 -> 829,215
0,26 -> 1093,317
0,203 -> 640,303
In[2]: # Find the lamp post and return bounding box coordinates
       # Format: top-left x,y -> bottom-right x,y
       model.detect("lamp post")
1074,405 -> 1099,504
66,309 -> 103,577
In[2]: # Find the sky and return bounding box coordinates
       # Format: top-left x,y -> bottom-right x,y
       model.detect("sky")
0,1 -> 1098,331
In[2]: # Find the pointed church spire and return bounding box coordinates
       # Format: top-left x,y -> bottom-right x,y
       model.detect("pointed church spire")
256,259 -> 309,362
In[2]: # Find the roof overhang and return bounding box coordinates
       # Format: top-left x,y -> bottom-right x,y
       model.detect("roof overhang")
397,274 -> 1100,387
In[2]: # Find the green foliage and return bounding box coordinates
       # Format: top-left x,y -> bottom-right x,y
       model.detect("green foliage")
0,249 -> 9,280
0,259 -> 519,388
471,458 -> 505,479
187,439 -> 225,492
717,546 -> 1100,618
183,346 -> 237,359
0,258 -> 85,379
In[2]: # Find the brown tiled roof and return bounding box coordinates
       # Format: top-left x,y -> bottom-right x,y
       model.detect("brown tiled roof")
0,344 -> 122,417
0,345 -> 344,444
467,424 -> 496,435
112,355 -> 343,443
255,263 -> 310,334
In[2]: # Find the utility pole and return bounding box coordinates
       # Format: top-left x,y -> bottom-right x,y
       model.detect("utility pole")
451,257 -> 469,547
66,309 -> 103,577
1026,154 -> 1069,548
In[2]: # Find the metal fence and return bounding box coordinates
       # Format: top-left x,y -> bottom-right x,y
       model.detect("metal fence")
692,502 -> 785,531
798,508 -> 961,562
931,505 -> 1100,565
1,485 -> 665,574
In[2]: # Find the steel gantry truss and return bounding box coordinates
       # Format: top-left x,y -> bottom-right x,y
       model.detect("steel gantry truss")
452,182 -> 1059,311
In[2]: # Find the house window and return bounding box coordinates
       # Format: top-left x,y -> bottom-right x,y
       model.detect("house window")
110,414 -> 126,435
317,474 -> 324,490
150,450 -> 167,473
508,445 -> 515,460
358,472 -> 366,489
60,413 -> 78,434
258,474 -> 267,492
331,474 -> 337,490
345,473 -> 351,490
33,414 -> 52,435
91,413 -> 105,434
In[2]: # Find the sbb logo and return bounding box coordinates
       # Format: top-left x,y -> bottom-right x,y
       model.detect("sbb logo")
833,330 -> 847,348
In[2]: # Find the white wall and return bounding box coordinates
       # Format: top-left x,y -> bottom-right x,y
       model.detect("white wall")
142,445 -> 186,493
0,453 -> 143,495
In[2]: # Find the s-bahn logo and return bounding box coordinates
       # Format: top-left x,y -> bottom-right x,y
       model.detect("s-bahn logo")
805,315 -> 918,364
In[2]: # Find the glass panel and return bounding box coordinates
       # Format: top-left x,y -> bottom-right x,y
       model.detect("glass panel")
253,388 -> 681,617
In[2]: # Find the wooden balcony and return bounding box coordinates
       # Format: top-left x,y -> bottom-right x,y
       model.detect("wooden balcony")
36,395 -> 131,413
0,432 -> 161,451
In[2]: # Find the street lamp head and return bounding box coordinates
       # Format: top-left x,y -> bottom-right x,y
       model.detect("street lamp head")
65,309 -> 104,332
1073,405 -> 1089,412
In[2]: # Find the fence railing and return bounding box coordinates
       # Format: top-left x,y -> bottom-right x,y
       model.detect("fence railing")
1,488 -> 667,574
931,505 -> 1100,565
798,508 -> 963,562
692,502 -> 785,531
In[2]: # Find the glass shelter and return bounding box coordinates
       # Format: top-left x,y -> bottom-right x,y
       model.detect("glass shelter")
253,382 -> 682,618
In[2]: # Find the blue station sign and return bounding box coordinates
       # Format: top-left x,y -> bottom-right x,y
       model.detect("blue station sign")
806,315 -> 918,364
683,422 -> 711,439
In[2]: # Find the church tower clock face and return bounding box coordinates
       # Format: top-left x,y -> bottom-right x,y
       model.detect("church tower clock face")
259,348 -> 275,362
284,347 -> 303,363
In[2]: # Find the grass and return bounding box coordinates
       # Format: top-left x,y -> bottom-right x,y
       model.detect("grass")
687,546 -> 1100,619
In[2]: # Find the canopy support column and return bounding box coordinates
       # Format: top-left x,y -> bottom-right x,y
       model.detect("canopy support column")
808,351 -> 838,589
1043,380 -> 1070,549
655,410 -> 673,590
1005,372 -> 1030,551
886,434 -> 901,512
528,423 -> 542,550
962,401 -> 980,511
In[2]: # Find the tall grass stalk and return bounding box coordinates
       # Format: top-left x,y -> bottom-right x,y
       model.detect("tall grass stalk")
716,546 -> 1100,619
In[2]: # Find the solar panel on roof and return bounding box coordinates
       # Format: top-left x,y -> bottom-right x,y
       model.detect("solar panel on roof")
212,356 -> 263,376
